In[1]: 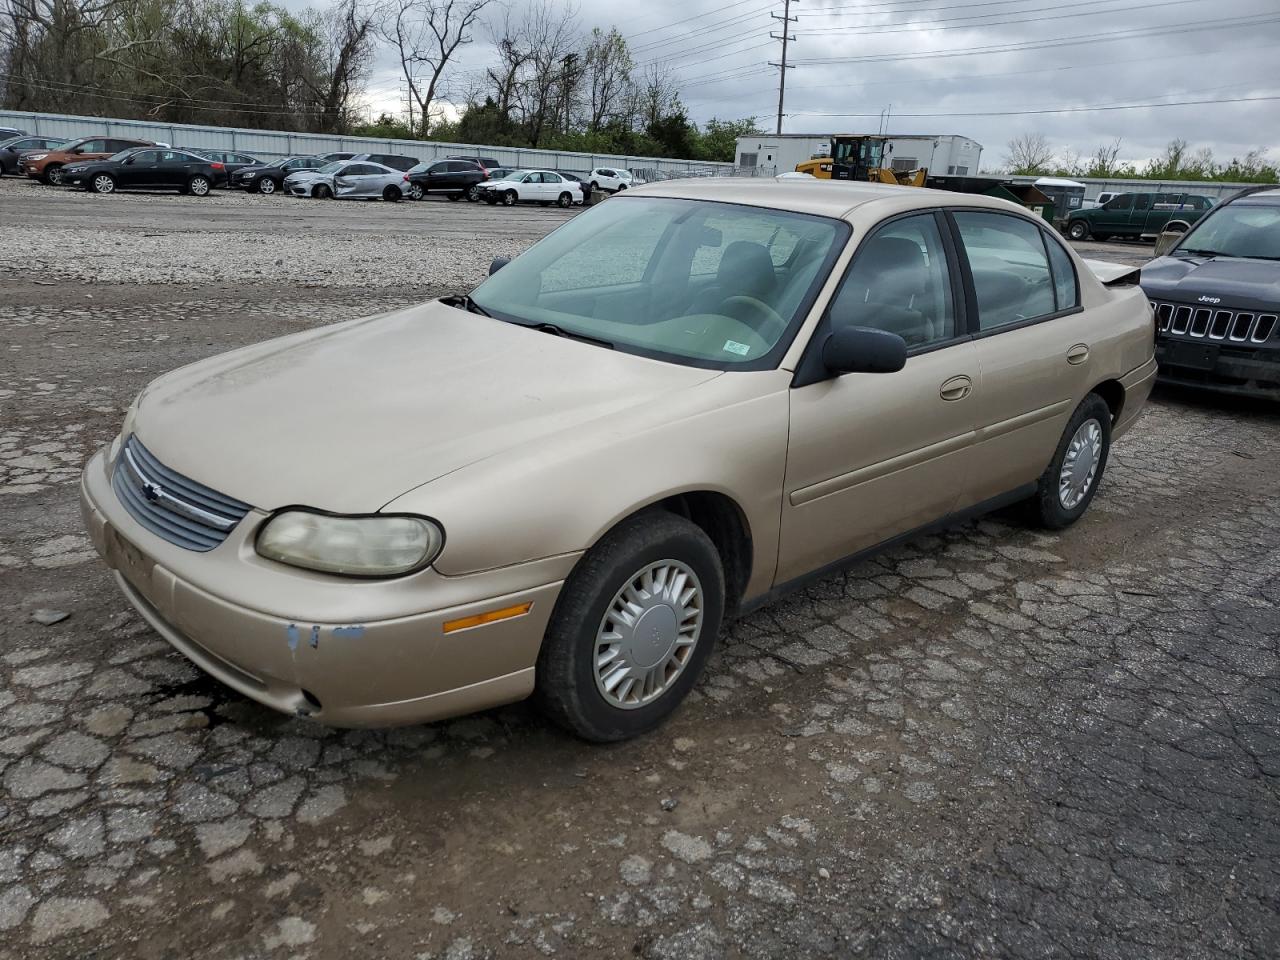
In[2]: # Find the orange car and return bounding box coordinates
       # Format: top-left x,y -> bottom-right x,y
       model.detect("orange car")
23,135 -> 154,185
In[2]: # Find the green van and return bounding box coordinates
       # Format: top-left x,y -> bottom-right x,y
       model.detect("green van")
1065,192 -> 1213,242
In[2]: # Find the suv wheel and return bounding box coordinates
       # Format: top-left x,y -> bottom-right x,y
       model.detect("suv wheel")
534,511 -> 725,741
257,178 -> 276,195
408,183 -> 424,201
1029,394 -> 1112,529
1067,220 -> 1090,241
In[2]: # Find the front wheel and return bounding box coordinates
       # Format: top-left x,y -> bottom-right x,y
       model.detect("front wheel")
467,184 -> 481,201
257,178 -> 276,195
382,185 -> 401,202
535,511 -> 725,742
502,190 -> 517,206
1028,394 -> 1112,529
43,165 -> 64,186
407,183 -> 424,201
1067,220 -> 1089,241
90,174 -> 116,194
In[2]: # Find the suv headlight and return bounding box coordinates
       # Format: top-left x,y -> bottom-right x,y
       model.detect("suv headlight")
27,153 -> 48,161
256,511 -> 443,577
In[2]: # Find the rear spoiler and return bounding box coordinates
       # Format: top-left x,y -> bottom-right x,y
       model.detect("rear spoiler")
1082,258 -> 1142,288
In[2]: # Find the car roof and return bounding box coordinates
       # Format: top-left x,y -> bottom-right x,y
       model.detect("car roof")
630,177 -> 1029,220
1225,185 -> 1280,205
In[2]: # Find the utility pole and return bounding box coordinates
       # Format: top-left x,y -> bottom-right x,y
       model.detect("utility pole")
769,0 -> 797,136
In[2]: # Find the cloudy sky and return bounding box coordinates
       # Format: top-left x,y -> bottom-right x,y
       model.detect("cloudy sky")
353,0 -> 1280,171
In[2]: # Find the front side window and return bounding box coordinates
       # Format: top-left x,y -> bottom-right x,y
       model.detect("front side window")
130,150 -> 160,163
827,213 -> 955,349
470,196 -> 845,367
1104,194 -> 1133,211
1133,194 -> 1151,211
953,211 -> 1056,330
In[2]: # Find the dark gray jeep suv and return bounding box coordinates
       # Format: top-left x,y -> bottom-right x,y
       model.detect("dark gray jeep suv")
1141,186 -> 1280,400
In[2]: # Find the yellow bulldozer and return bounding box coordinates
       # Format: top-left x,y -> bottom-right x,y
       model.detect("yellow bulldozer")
795,135 -> 927,187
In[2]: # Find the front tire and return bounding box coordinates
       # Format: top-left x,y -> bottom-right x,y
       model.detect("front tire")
502,189 -> 517,206
43,165 -> 64,186
467,184 -> 481,201
313,184 -> 331,199
1067,220 -> 1089,241
535,511 -> 725,742
90,174 -> 116,194
408,183 -> 424,201
1029,394 -> 1112,529
257,177 -> 276,195
556,191 -> 573,208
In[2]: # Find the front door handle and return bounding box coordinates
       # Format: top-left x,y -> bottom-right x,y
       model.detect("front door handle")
939,375 -> 973,401
1066,343 -> 1090,365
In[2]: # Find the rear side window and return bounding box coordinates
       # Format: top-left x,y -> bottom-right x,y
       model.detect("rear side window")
1043,236 -> 1079,311
953,211 -> 1057,330
1104,195 -> 1133,211
1133,195 -> 1151,211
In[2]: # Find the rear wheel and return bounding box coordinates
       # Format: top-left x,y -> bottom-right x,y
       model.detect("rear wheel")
90,174 -> 116,194
43,165 -> 64,186
1028,394 -> 1112,529
1093,232 -> 1112,242
1067,220 -> 1089,241
502,189 -> 517,206
187,175 -> 211,197
616,183 -> 627,191
257,177 -> 276,195
557,192 -> 572,208
382,185 -> 401,202
535,511 -> 725,742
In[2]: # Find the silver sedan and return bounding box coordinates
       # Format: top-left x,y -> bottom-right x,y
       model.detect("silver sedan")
284,160 -> 405,201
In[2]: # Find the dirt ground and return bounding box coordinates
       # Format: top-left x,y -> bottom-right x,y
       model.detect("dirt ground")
1,181 -> 1278,960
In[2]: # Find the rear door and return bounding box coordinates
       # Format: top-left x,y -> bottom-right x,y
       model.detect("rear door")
779,211 -> 980,581
948,209 -> 1092,508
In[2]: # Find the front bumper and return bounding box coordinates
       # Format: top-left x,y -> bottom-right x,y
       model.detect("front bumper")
1155,339 -> 1280,401
80,446 -> 573,727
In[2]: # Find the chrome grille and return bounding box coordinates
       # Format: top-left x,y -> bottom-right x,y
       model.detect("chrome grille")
111,436 -> 251,551
1152,300 -> 1278,344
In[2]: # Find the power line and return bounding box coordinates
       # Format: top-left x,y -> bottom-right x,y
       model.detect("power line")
791,92 -> 1280,118
807,0 -> 1205,34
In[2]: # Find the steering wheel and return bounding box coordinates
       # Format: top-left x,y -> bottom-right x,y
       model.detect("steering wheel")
718,296 -> 786,342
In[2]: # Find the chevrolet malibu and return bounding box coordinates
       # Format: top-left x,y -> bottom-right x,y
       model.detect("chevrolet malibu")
81,180 -> 1157,741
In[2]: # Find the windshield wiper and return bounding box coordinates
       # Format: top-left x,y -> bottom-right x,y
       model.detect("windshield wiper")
456,295 -> 491,317
524,321 -> 615,349
1175,248 -> 1226,258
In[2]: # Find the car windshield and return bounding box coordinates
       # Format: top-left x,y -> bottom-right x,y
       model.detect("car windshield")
503,169 -> 532,181
267,157 -> 295,168
1174,203 -> 1280,260
468,196 -> 845,368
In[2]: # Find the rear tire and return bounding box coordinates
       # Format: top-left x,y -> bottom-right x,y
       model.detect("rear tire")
557,191 -> 573,208
1093,232 -> 1111,242
534,511 -> 725,742
1028,394 -> 1112,530
382,185 -> 401,202
446,192 -> 462,202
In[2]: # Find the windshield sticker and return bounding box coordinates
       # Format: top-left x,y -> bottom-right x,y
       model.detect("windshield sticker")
723,340 -> 751,357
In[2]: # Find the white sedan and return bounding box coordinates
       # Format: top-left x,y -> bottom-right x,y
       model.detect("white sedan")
284,160 -> 404,201
479,170 -> 580,208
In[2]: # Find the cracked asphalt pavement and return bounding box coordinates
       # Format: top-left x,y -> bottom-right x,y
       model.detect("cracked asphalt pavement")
1,182 -> 1278,959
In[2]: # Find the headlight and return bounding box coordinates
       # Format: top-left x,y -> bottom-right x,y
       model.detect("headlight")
256,511 -> 443,577
28,153 -> 47,161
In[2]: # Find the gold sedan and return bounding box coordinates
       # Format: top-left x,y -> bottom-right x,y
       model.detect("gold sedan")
80,178 -> 1156,740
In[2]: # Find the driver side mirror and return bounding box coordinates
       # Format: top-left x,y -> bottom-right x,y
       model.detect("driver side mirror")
489,257 -> 510,275
1154,219 -> 1191,257
822,326 -> 907,375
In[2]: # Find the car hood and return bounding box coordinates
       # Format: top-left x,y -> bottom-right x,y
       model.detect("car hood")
131,299 -> 721,513
1141,254 -> 1280,310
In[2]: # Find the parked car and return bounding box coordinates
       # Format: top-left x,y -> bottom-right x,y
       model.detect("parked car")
23,136 -> 154,185
403,158 -> 486,201
0,126 -> 26,139
554,170 -> 591,204
283,160 -> 404,201
478,169 -> 580,207
447,155 -> 502,173
0,135 -> 65,176
64,147 -> 225,196
232,156 -> 328,194
1066,191 -> 1213,241
80,180 -> 1155,741
187,149 -> 261,185
588,166 -> 633,193
1141,185 -> 1280,399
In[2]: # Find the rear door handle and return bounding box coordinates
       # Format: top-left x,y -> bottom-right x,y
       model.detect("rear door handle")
939,375 -> 973,401
1067,343 -> 1090,365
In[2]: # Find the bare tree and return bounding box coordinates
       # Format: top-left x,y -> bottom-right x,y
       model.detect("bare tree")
584,25 -> 630,131
310,0 -> 375,133
633,61 -> 678,131
1087,138 -> 1123,177
483,7 -> 529,120
519,0 -> 577,146
380,0 -> 495,135
1004,132 -> 1054,175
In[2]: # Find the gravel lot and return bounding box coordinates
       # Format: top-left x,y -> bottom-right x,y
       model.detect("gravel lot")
1,178 -> 1277,960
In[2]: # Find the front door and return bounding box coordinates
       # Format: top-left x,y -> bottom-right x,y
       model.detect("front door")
1092,193 -> 1133,234
779,211 -> 979,582
119,150 -> 159,187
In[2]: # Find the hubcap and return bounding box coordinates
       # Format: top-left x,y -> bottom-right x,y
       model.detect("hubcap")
594,560 -> 703,710
49,168 -> 63,184
192,179 -> 208,195
94,176 -> 113,193
1059,419 -> 1103,510
261,179 -> 274,194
